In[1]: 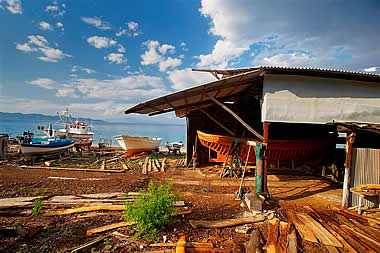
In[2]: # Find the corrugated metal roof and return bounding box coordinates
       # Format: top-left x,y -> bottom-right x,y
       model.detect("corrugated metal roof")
124,66 -> 380,116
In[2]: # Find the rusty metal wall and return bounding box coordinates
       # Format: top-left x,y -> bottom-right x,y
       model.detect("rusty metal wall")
350,148 -> 380,207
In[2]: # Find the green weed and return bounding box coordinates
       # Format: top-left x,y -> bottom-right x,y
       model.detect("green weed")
31,198 -> 43,216
33,188 -> 41,196
124,180 -> 179,239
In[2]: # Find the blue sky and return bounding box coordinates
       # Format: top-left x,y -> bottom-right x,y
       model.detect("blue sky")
0,0 -> 379,122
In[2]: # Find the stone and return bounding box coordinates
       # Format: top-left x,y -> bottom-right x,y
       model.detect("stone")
245,193 -> 263,211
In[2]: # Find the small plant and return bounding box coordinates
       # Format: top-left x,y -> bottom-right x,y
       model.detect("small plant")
19,187 -> 25,193
33,188 -> 41,196
124,180 -> 179,239
43,188 -> 48,193
31,198 -> 43,216
12,222 -> 22,229
201,187 -> 209,193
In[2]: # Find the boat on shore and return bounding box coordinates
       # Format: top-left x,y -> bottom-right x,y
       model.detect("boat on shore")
39,109 -> 94,147
18,132 -> 75,156
114,135 -> 162,156
197,130 -> 332,166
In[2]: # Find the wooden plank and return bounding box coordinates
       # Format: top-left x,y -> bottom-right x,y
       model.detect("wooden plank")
348,217 -> 380,241
142,157 -> 148,174
44,205 -> 125,216
306,207 -> 357,253
87,221 -> 134,236
161,158 -> 166,172
338,208 -> 380,226
263,217 -> 280,253
189,215 -> 266,229
278,221 -> 289,253
176,235 -> 186,253
152,159 -> 159,172
19,165 -> 125,173
296,212 -> 342,247
148,159 -> 152,172
286,210 -> 318,243
206,94 -> 264,141
246,229 -> 264,253
287,226 -> 297,253
341,225 -> 380,250
149,242 -> 213,248
318,211 -> 377,253
66,235 -> 108,251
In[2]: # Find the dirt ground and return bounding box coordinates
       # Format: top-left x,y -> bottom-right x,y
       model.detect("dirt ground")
0,153 -> 343,252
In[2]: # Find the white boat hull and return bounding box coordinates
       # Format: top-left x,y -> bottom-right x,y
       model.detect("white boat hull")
114,135 -> 162,156
20,142 -> 75,156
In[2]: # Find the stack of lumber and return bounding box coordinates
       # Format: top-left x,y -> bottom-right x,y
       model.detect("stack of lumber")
142,157 -> 166,174
175,158 -> 186,167
284,207 -> 380,252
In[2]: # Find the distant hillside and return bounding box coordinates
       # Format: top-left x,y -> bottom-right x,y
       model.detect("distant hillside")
0,112 -> 106,123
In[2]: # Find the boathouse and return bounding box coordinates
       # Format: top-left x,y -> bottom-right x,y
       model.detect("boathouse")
124,66 -> 380,208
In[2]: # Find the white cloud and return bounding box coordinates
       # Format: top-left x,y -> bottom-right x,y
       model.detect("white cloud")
45,2 -> 65,17
159,57 -> 182,72
180,42 -> 186,47
197,0 -> 380,71
72,65 -> 96,74
104,53 -> 127,64
16,35 -> 71,63
56,22 -> 64,31
81,16 -> 111,30
167,68 -> 215,90
363,67 -> 378,72
0,0 -> 22,14
117,44 -> 126,53
141,40 -> 182,72
116,21 -> 141,37
39,21 -> 53,31
262,53 -> 316,67
28,78 -> 77,97
87,36 -> 117,48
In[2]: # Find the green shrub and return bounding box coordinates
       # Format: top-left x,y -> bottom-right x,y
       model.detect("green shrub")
124,180 -> 178,238
33,188 -> 41,196
31,198 -> 43,216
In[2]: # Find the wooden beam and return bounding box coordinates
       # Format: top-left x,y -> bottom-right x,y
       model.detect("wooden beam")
199,109 -> 235,136
206,94 -> 264,141
189,215 -> 266,229
263,122 -> 269,192
342,133 -> 356,208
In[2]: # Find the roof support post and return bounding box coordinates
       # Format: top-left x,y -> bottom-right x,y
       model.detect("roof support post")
206,94 -> 264,142
263,122 -> 269,193
342,132 -> 356,208
199,109 -> 235,136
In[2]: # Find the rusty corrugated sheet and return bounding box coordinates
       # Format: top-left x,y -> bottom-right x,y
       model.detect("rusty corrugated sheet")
350,148 -> 380,207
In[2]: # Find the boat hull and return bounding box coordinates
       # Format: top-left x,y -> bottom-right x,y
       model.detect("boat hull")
42,129 -> 93,147
197,130 -> 332,166
114,135 -> 162,156
20,142 -> 75,156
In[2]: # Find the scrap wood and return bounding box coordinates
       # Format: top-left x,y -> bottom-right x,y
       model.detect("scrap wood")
296,212 -> 342,247
286,210 -> 318,243
176,235 -> 186,253
121,162 -> 129,170
65,235 -> 109,252
287,226 -> 297,253
152,159 -> 159,172
148,159 -> 152,172
43,205 -> 125,216
246,229 -> 264,253
189,215 -> 266,229
348,217 -> 380,241
87,221 -> 135,236
111,231 -> 129,239
318,211 -> 377,253
306,207 -> 358,253
19,165 -> 125,173
263,217 -> 280,253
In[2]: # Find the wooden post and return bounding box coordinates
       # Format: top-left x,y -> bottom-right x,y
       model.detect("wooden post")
255,143 -> 264,194
263,122 -> 269,192
206,94 -> 264,141
342,133 -> 356,208
199,109 -> 235,136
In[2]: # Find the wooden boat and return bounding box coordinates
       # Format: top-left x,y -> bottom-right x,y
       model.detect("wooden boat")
197,130 -> 332,166
114,135 -> 162,156
19,135 -> 75,156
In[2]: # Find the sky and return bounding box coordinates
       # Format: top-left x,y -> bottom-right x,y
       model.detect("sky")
0,0 -> 379,123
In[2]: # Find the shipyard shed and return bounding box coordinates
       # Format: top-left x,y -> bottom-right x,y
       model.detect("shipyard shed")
123,66 -> 380,206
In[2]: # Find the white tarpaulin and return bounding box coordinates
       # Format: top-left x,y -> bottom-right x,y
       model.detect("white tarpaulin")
262,75 -> 380,124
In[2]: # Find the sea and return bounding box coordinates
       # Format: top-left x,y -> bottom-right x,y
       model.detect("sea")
0,118 -> 186,147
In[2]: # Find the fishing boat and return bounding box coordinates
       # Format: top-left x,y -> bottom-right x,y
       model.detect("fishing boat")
18,132 -> 75,156
197,130 -> 332,166
114,135 -> 162,156
39,108 -> 94,147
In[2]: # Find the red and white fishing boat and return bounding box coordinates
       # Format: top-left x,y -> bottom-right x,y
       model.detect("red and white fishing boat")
40,109 -> 94,147
114,135 -> 162,156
